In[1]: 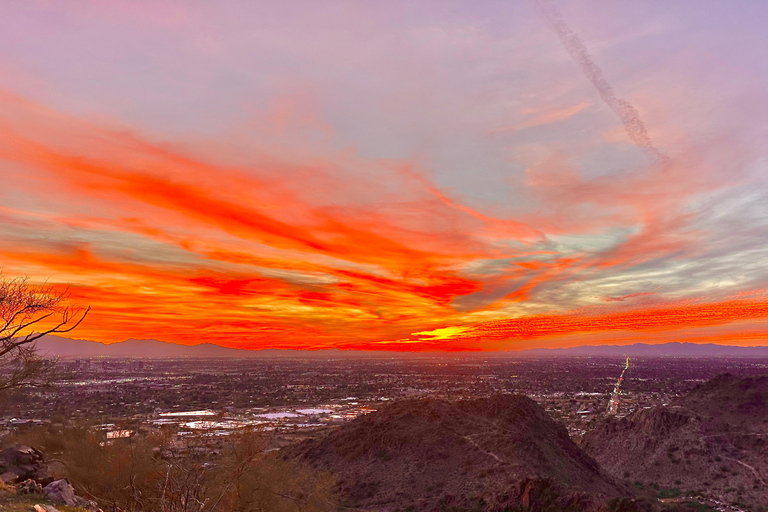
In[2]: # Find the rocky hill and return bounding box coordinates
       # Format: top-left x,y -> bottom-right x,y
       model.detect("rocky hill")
581,374 -> 768,510
679,373 -> 768,430
282,394 -> 637,512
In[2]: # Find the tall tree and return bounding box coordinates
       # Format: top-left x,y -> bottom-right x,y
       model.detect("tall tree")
0,276 -> 89,391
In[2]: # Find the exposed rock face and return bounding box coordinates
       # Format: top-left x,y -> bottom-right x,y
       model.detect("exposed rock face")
283,394 -> 629,511
0,444 -> 51,485
581,374 -> 768,510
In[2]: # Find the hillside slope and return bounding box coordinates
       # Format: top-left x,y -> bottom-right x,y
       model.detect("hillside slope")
679,373 -> 768,430
581,374 -> 768,510
283,394 -> 632,512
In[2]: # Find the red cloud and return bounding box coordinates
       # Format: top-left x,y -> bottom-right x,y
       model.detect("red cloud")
0,89 -> 758,351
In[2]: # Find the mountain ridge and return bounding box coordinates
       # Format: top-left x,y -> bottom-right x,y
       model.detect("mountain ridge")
580,373 -> 768,509
281,394 -> 633,511
33,336 -> 768,358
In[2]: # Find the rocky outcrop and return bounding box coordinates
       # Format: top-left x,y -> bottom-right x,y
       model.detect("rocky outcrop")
517,478 -> 599,512
0,444 -> 52,485
0,444 -> 100,512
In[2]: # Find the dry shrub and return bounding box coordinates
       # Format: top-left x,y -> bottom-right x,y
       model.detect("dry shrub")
2,425 -> 337,512
4,424 -> 166,511
230,456 -> 337,512
0,479 -> 16,494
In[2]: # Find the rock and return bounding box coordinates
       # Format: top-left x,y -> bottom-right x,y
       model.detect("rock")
518,478 -> 596,512
43,479 -> 78,507
33,504 -> 61,512
43,479 -> 100,511
0,444 -> 51,485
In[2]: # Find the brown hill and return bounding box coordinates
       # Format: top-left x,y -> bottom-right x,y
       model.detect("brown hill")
678,373 -> 768,430
282,394 -> 636,512
581,374 -> 768,510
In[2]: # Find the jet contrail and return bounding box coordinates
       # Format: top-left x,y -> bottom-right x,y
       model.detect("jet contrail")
531,0 -> 669,166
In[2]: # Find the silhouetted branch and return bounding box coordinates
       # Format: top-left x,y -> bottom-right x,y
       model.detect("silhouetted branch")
0,275 -> 89,391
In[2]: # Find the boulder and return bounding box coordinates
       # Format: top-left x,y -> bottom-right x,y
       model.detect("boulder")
44,479 -> 100,511
44,479 -> 78,506
0,444 -> 51,485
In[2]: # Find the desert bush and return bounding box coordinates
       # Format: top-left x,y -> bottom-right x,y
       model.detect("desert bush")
3,425 -> 337,512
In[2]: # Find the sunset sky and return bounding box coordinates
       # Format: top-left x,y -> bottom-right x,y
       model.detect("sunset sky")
2,1 -> 768,351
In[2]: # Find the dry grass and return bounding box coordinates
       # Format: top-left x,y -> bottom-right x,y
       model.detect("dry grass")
0,494 -> 88,512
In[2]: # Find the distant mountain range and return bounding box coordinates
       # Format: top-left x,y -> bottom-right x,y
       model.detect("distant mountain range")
33,336 -> 768,358
34,336 -> 306,358
523,341 -> 768,357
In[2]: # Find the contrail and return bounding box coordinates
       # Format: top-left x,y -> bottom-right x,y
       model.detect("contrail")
531,0 -> 669,166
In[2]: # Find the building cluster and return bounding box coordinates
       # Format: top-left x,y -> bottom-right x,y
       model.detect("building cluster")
2,355 -> 767,444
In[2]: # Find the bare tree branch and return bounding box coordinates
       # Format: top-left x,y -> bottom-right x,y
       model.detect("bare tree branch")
0,275 -> 89,391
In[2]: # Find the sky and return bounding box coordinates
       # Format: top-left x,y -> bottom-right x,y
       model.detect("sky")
1,0 -> 768,351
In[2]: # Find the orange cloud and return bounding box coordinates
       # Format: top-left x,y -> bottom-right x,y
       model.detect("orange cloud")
401,298 -> 768,350
0,89 -> 761,351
